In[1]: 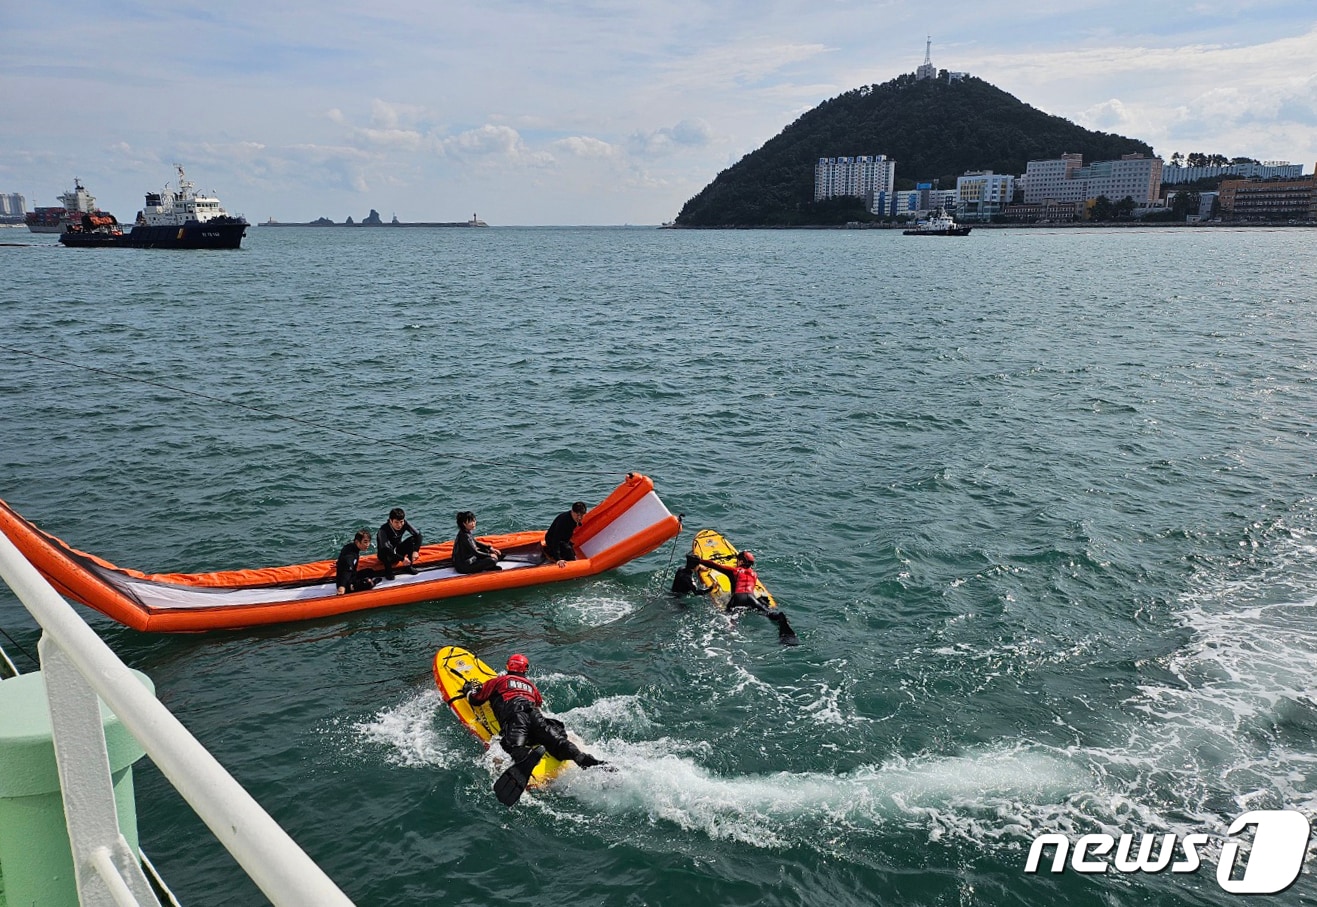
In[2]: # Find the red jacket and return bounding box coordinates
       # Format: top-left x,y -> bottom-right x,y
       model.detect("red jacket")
471,672 -> 542,710
701,558 -> 758,595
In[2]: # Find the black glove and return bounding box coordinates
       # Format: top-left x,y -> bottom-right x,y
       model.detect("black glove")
461,680 -> 481,698
576,753 -> 607,769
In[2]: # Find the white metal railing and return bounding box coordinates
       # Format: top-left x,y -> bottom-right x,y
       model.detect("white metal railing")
0,530 -> 355,907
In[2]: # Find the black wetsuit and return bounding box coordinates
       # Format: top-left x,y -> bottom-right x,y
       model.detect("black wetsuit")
376,519 -> 422,569
543,510 -> 579,562
470,673 -> 587,764
335,542 -> 376,593
453,527 -> 501,574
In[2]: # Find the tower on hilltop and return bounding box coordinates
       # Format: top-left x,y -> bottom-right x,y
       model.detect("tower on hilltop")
916,36 -> 936,80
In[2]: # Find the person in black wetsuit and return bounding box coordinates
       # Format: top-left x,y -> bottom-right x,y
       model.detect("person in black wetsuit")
377,507 -> 422,578
335,529 -> 379,594
542,501 -> 587,567
465,654 -> 606,768
671,554 -> 713,597
453,510 -> 503,573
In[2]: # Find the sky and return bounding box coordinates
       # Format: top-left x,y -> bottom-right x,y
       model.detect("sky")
2,1 -> 1315,226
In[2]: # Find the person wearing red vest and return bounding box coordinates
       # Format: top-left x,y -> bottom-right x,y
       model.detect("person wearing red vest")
690,550 -> 771,613
685,549 -> 799,644
465,653 -> 606,769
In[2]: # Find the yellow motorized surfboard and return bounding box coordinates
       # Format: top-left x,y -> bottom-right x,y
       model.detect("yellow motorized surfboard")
432,645 -> 572,787
689,529 -> 780,612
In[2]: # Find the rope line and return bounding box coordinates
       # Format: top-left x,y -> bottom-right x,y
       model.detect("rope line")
0,345 -> 620,478
0,624 -> 39,674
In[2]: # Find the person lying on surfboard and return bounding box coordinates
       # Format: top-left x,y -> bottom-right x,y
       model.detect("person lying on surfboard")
689,550 -> 770,612
463,653 -> 608,770
687,549 -> 799,643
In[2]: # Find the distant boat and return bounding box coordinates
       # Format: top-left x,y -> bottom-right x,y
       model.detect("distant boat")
25,179 -> 106,233
59,165 -> 247,250
903,208 -> 972,236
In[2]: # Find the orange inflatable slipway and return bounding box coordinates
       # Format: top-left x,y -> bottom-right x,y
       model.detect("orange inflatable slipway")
0,473 -> 680,633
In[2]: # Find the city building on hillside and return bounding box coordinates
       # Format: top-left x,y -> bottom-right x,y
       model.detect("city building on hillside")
0,193 -> 27,216
1079,154 -> 1163,205
1162,161 -> 1303,184
1217,175 -> 1317,221
814,155 -> 897,204
1019,154 -> 1086,204
895,185 -> 957,218
914,37 -> 968,82
955,171 -> 1014,220
1020,153 -> 1162,205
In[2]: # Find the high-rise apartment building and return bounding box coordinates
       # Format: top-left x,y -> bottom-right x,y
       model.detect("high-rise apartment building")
814,155 -> 897,203
0,193 -> 27,216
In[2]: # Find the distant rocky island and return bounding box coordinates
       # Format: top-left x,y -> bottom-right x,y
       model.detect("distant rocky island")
261,209 -> 487,227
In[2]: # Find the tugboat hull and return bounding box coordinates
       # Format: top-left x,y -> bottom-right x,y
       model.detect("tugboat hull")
60,219 -> 247,249
902,226 -> 972,236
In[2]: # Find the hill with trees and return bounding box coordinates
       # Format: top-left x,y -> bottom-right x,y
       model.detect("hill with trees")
675,73 -> 1154,226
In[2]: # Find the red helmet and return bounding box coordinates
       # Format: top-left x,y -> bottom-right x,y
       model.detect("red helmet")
506,653 -> 530,674
738,550 -> 755,564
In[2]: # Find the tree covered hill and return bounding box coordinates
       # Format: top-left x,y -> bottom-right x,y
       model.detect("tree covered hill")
675,73 -> 1154,226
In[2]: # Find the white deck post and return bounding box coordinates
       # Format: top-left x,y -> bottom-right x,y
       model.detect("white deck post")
40,636 -> 163,906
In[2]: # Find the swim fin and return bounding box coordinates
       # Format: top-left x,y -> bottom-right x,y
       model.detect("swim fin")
769,610 -> 800,646
493,745 -> 546,807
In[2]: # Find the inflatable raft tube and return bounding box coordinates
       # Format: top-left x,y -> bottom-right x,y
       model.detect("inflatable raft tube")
0,473 -> 680,633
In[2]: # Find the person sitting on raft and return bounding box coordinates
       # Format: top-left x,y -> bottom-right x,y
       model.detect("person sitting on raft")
377,507 -> 422,578
464,653 -> 606,769
453,510 -> 503,573
335,529 -> 379,594
543,500 -> 587,567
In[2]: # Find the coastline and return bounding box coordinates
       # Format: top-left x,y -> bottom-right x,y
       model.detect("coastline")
664,220 -> 1317,230
260,220 -> 487,228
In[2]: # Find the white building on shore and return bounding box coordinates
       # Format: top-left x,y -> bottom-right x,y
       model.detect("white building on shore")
955,171 -> 1014,220
1020,153 -> 1162,205
1161,161 -> 1304,184
895,185 -> 957,218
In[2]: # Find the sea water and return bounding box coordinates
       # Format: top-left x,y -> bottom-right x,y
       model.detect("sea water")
1,225 -> 1315,906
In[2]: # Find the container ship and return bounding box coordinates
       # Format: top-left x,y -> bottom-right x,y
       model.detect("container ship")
25,179 -> 104,233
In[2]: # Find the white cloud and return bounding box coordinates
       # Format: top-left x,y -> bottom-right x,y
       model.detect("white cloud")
551,136 -> 622,159
445,125 -> 554,167
629,118 -> 715,156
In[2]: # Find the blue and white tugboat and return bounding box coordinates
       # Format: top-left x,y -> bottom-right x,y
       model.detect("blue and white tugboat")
902,207 -> 971,236
60,165 -> 248,249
